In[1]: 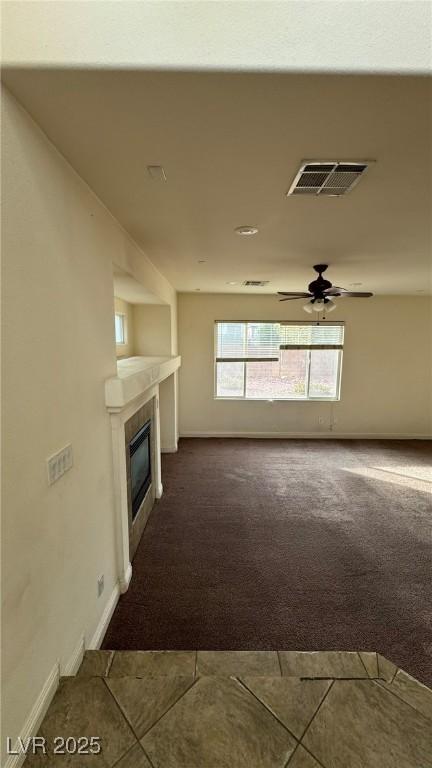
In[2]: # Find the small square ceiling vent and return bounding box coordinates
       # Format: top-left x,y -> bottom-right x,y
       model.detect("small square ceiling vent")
287,161 -> 371,197
243,280 -> 269,287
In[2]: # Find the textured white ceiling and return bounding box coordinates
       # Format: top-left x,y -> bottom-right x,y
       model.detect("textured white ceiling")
4,68 -> 431,295
3,1 -> 432,74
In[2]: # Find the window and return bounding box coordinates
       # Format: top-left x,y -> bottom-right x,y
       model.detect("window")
115,313 -> 126,345
215,321 -> 344,400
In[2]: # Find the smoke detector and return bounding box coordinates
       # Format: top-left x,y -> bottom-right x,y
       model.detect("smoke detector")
243,280 -> 269,287
287,161 -> 372,197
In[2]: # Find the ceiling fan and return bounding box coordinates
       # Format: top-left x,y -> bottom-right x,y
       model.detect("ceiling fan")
278,264 -> 373,313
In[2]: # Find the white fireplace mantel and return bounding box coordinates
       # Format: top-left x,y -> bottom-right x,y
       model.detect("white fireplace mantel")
105,355 -> 181,411
105,355 -> 181,592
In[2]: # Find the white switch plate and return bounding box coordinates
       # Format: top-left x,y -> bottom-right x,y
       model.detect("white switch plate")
47,444 -> 73,485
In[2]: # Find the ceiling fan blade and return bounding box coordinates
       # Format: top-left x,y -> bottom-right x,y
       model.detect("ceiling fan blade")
338,291 -> 373,298
277,291 -> 311,297
279,296 -> 306,302
324,286 -> 344,295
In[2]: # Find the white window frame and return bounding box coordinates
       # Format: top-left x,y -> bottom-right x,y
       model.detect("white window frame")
115,312 -> 127,345
214,320 -> 343,402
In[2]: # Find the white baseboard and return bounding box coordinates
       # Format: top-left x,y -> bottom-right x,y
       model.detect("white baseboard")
119,562 -> 132,594
180,431 -> 431,440
62,635 -> 85,677
4,586 -> 121,768
161,441 -> 178,453
4,663 -> 60,768
88,583 -> 121,650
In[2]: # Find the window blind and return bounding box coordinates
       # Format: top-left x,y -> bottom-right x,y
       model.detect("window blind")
215,321 -> 280,361
215,321 -> 344,360
280,322 -> 344,350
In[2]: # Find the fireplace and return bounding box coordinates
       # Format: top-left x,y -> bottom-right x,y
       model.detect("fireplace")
106,355 -> 181,592
130,420 -> 151,520
125,400 -> 156,559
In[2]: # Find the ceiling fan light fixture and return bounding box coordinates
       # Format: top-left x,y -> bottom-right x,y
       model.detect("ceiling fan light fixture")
311,299 -> 326,312
302,297 -> 337,314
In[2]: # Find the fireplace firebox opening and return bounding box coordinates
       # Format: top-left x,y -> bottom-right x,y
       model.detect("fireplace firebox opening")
130,419 -> 151,520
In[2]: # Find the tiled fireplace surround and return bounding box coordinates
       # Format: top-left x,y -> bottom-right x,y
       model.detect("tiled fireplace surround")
109,384 -> 162,592
105,356 -> 181,592
124,399 -> 156,560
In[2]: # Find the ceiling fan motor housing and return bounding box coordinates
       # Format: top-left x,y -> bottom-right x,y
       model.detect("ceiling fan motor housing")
309,264 -> 332,296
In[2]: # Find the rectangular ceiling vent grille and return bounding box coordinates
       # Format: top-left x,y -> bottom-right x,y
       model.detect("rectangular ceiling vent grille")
243,280 -> 270,287
287,161 -> 371,197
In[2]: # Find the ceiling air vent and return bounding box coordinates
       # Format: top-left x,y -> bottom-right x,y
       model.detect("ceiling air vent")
287,161 -> 372,197
243,280 -> 269,287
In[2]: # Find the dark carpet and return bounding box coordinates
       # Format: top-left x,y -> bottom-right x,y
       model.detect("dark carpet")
103,438 -> 432,685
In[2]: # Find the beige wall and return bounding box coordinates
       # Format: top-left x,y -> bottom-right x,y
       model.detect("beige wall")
178,293 -> 432,437
132,303 -> 179,453
132,304 -> 173,357
114,296 -> 135,358
1,87 -> 177,760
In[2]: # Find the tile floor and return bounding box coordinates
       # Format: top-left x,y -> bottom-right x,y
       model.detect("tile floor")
23,650 -> 432,767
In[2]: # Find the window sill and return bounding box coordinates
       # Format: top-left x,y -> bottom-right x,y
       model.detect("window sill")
214,396 -> 340,402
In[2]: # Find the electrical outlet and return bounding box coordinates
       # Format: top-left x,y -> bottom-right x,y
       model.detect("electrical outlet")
318,416 -> 325,425
97,574 -> 104,598
47,444 -> 73,485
